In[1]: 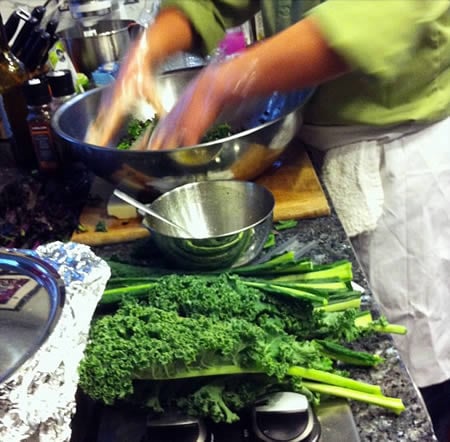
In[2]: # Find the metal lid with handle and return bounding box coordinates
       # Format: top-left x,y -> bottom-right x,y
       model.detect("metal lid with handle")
0,249 -> 65,384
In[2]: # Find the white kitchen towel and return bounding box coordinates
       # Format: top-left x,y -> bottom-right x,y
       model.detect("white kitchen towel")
321,141 -> 383,237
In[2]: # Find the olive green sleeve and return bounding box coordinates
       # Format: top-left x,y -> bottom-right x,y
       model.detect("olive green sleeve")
161,0 -> 260,55
308,0 -> 449,79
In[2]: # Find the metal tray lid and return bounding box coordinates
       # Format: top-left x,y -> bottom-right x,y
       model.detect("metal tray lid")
0,249 -> 65,384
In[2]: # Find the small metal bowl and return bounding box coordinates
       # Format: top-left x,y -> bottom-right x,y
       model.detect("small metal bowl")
142,180 -> 274,271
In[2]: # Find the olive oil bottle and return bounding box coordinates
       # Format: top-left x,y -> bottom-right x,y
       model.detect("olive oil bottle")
0,13 -> 27,93
0,12 -> 35,168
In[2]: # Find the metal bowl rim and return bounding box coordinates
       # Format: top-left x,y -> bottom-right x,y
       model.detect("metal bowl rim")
58,19 -> 136,39
52,74 -> 314,153
144,180 -> 275,240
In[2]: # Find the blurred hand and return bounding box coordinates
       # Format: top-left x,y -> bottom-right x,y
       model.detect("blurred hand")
149,56 -> 256,150
147,65 -> 223,150
86,30 -> 165,147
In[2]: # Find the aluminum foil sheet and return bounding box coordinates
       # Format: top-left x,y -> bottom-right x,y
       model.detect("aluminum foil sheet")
0,241 -> 111,442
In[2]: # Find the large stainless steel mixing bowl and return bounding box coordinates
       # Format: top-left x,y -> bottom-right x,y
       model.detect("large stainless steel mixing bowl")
52,66 -> 314,200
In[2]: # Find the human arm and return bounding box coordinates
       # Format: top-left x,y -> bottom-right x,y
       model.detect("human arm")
149,15 -> 349,150
161,0 -> 259,54
86,0 -> 260,146
86,7 -> 195,146
150,0 -> 449,149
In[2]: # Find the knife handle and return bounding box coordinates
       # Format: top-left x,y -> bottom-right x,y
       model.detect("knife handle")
11,16 -> 39,59
4,12 -> 21,42
4,9 -> 30,42
45,18 -> 59,36
22,30 -> 51,72
31,6 -> 46,22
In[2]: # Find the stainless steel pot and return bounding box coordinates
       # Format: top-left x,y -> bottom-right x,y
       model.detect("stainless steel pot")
58,19 -> 141,75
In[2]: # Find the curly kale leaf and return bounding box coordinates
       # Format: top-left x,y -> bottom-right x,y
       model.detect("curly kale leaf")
78,301 -> 333,406
117,116 -> 159,150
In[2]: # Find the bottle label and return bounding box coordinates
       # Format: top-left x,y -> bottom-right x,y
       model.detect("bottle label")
28,121 -> 60,170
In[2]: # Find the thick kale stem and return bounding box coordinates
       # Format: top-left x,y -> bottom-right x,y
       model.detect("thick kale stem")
100,283 -> 157,304
133,365 -> 263,380
302,381 -> 405,414
316,298 -> 361,312
134,364 -> 382,398
287,367 -> 382,395
373,324 -> 407,335
230,251 -> 297,274
354,312 -> 407,335
243,281 -> 326,304
103,283 -> 156,296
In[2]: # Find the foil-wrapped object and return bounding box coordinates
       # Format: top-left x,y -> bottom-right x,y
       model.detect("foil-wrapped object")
0,241 -> 111,442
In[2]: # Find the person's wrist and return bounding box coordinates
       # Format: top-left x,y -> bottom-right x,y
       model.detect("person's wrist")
147,7 -> 194,66
214,54 -> 260,107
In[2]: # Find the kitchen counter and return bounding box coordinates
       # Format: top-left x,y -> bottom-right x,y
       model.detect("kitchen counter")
88,209 -> 437,442
0,165 -> 437,441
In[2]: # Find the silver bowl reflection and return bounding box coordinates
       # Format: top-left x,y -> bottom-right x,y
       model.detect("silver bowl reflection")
58,20 -> 140,75
52,66 -> 314,201
143,180 -> 274,271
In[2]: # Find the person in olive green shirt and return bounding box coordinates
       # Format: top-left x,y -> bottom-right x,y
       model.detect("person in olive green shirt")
88,1 -> 450,439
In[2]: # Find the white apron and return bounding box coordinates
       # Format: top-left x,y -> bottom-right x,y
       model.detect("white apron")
299,117 -> 450,388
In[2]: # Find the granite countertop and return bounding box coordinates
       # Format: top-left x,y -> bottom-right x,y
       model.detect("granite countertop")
0,166 -> 437,441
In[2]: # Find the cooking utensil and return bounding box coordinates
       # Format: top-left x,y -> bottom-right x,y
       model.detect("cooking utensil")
52,66 -> 314,199
4,8 -> 30,43
142,180 -> 274,270
57,19 -> 140,75
10,2 -> 51,59
21,28 -> 52,71
0,249 -> 65,384
11,16 -> 39,58
113,189 -> 195,238
5,0 -> 52,44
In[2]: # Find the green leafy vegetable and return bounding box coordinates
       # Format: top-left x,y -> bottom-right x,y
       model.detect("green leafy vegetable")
200,123 -> 233,142
274,220 -> 298,231
315,339 -> 385,367
117,116 -> 159,150
263,232 -> 276,249
116,117 -> 233,150
79,258 -> 407,422
94,220 -> 107,232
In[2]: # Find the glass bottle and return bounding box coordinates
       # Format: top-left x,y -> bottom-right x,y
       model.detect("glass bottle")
0,12 -> 35,168
47,69 -> 76,112
24,77 -> 60,172
0,13 -> 28,93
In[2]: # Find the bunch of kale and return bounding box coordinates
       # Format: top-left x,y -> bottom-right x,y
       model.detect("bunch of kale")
79,270 -> 404,422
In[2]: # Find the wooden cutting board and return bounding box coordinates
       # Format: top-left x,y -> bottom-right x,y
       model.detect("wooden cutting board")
71,143 -> 330,246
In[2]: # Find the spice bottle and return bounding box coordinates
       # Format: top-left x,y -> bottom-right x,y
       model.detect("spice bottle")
47,69 -> 76,111
24,77 -> 60,172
